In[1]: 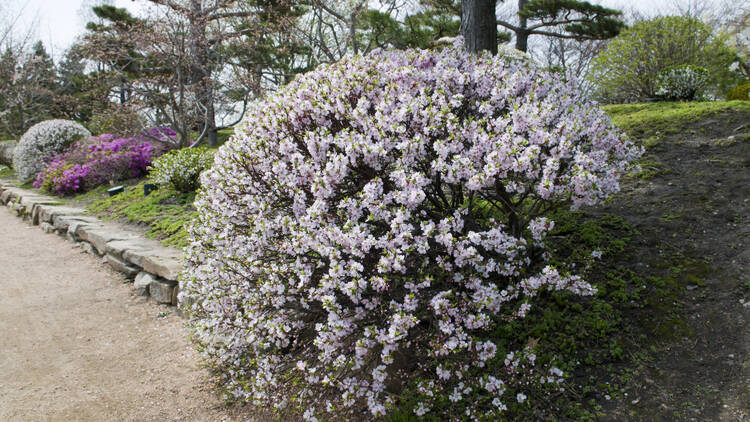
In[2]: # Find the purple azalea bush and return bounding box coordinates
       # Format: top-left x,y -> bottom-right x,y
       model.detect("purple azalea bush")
34,130 -> 173,195
181,46 -> 642,420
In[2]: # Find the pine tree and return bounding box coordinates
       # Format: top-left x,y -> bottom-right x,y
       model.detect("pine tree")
461,0 -> 624,54
500,0 -> 624,52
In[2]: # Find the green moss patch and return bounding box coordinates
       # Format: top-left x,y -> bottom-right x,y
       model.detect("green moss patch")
0,165 -> 15,179
603,101 -> 750,138
86,181 -> 196,248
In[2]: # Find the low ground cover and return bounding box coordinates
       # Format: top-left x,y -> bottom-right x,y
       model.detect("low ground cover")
83,181 -> 197,248
603,100 -> 750,139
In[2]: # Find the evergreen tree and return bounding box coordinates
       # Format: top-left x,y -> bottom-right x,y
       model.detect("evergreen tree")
0,41 -> 57,137
460,0 -> 624,54
81,5 -> 141,105
55,47 -> 111,124
499,0 -> 624,52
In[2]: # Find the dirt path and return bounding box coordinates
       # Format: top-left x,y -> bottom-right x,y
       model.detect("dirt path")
0,209 -> 261,422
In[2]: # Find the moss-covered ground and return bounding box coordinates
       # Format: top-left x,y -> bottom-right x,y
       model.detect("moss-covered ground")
83,182 -> 197,248
0,165 -> 15,179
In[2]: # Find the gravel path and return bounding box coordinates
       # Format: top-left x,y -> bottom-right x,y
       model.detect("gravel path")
0,209 -> 261,421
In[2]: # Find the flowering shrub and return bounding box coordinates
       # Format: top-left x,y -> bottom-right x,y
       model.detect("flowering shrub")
33,132 -> 171,195
727,82 -> 750,101
181,45 -> 642,420
13,119 -> 91,182
148,147 -> 214,193
655,65 -> 710,101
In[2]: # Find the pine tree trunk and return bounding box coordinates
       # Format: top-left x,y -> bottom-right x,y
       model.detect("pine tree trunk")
515,0 -> 529,52
460,0 -> 497,55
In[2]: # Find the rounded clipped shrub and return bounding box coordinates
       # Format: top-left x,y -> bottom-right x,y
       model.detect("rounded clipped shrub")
727,82 -> 750,101
148,146 -> 214,193
13,119 -> 91,182
181,46 -> 642,420
655,65 -> 710,101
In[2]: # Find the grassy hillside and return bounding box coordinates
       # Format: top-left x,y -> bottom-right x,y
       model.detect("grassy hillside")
604,100 -> 750,138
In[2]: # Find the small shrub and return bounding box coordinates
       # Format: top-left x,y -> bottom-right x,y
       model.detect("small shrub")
727,82 -> 750,101
13,119 -> 91,182
33,132 -> 172,195
148,147 -> 214,193
655,65 -> 710,101
181,46 -> 642,420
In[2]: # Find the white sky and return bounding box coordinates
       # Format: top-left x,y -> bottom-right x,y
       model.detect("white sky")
15,0 -> 675,60
15,0 -> 149,58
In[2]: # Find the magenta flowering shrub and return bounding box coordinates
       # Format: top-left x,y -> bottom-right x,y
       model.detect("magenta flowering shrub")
181,46 -> 642,420
34,131 -> 172,195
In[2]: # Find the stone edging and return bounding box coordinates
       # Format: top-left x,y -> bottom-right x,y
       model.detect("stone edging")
0,182 -> 183,308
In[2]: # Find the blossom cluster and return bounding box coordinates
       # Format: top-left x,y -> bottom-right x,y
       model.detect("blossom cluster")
181,45 -> 641,420
655,65 -> 710,101
13,119 -> 91,182
33,132 -> 172,195
148,146 -> 214,193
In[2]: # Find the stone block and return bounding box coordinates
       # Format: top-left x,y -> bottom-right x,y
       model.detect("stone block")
134,272 -> 153,296
80,241 -> 97,255
20,194 -> 55,208
53,215 -> 95,232
170,284 -> 179,306
29,201 -> 63,225
149,277 -> 177,304
39,205 -> 87,224
123,245 -> 181,275
10,202 -> 24,217
107,238 -> 157,261
106,253 -> 140,279
70,220 -> 105,240
141,253 -> 183,282
80,227 -> 138,255
0,188 -> 23,204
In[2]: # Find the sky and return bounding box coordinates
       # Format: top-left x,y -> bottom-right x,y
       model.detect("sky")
14,0 -> 149,58
14,0 -> 671,60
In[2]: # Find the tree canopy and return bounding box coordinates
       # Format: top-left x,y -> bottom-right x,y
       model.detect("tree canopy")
588,15 -> 739,103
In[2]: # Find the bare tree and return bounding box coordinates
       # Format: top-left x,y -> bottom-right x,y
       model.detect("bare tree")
0,0 -> 36,52
126,0 -> 298,146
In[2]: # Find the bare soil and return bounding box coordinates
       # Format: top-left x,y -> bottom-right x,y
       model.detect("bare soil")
596,110 -> 750,421
0,209 -> 267,422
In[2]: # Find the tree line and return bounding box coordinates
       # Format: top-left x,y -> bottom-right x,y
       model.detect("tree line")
0,0 -> 747,145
